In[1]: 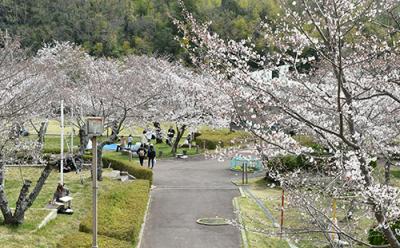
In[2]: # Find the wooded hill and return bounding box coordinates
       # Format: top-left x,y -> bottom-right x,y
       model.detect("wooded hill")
0,0 -> 279,58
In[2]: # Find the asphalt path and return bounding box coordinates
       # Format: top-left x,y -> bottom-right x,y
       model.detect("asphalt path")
140,158 -> 241,248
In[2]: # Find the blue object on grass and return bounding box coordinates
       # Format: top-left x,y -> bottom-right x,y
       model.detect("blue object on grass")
230,156 -> 262,171
103,144 -> 118,151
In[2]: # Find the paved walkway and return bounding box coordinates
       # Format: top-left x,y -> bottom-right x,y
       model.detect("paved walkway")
140,158 -> 241,248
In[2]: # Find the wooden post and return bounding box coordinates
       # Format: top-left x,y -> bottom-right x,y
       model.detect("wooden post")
280,189 -> 285,239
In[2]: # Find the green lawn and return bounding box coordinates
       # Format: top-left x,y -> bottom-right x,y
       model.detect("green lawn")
236,177 -> 376,248
41,133 -> 201,158
0,167 -> 91,247
35,120 -> 250,156
0,166 -> 150,248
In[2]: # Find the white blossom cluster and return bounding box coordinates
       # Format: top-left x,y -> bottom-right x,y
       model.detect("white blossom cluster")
175,0 -> 400,245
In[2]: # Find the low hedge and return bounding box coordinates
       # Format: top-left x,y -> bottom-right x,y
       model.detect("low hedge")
83,154 -> 153,184
102,155 -> 153,184
267,154 -> 310,172
79,179 -> 150,244
57,232 -> 131,248
368,220 -> 400,245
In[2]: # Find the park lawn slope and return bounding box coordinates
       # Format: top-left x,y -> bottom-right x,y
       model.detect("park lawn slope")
57,232 -> 131,248
196,128 -> 250,149
79,179 -> 150,245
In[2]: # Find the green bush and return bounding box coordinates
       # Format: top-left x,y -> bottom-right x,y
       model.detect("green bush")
368,220 -> 400,245
102,155 -> 153,184
57,232 -> 131,248
79,179 -> 150,244
369,160 -> 378,168
83,153 -> 153,184
267,155 -> 310,172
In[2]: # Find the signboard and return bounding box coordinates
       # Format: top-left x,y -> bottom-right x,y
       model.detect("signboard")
87,117 -> 104,137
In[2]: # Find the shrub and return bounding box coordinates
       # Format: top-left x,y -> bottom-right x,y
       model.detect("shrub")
102,155 -> 153,184
267,155 -> 310,172
368,220 -> 400,245
57,232 -> 131,248
83,154 -> 153,184
79,179 -> 150,244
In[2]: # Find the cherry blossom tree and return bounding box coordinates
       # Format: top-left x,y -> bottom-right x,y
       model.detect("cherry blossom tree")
0,32 -> 58,225
143,59 -> 232,155
175,0 -> 400,246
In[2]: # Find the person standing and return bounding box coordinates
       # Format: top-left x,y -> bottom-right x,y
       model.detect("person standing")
141,130 -> 148,148
137,144 -> 147,166
166,126 -> 175,146
116,136 -> 126,152
147,144 -> 156,169
127,134 -> 133,149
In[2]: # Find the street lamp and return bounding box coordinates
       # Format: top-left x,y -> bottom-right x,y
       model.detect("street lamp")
87,117 -> 103,248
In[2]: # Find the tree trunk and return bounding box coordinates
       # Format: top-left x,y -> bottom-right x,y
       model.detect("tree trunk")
357,157 -> 400,247
375,210 -> 400,248
25,162 -> 54,209
13,180 -> 32,225
171,124 -> 186,156
78,124 -> 89,157
38,120 -> 48,144
0,162 -> 55,225
0,185 -> 13,224
96,120 -> 119,181
0,160 -> 4,186
384,161 -> 391,185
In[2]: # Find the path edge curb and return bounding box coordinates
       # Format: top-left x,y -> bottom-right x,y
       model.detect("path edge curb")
233,197 -> 249,248
136,185 -> 153,248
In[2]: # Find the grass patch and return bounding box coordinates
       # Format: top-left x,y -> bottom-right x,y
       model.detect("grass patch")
237,177 -> 375,248
0,167 -> 92,248
237,196 -> 290,248
43,134 -> 201,158
79,179 -> 150,245
392,169 -> 400,180
196,128 -> 250,149
57,232 -> 132,248
0,163 -> 151,247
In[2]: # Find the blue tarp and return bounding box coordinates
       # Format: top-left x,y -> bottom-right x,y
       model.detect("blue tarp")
103,144 -> 118,151
103,143 -> 142,152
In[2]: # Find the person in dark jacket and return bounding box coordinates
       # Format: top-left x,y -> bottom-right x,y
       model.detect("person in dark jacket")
147,144 -> 156,169
137,144 -> 147,166
166,126 -> 175,146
